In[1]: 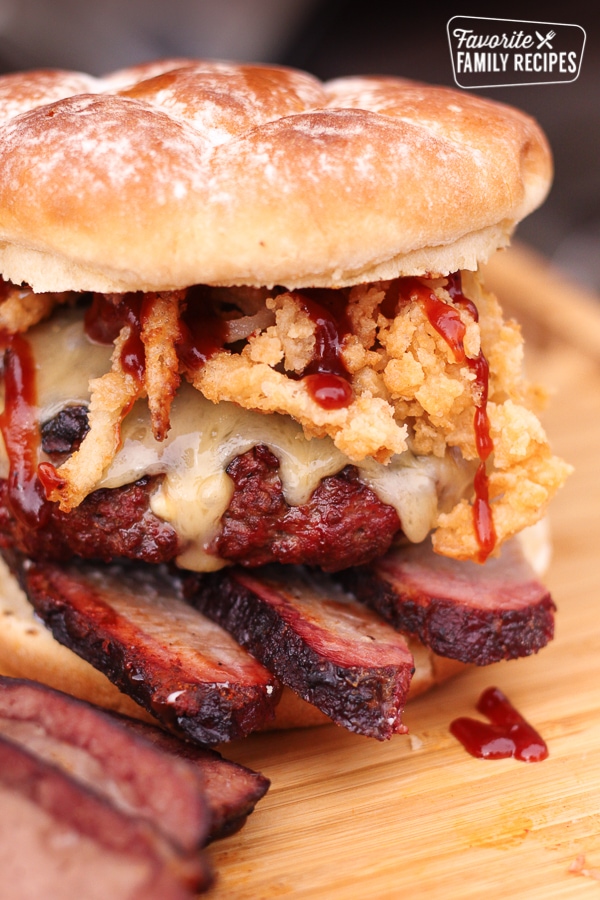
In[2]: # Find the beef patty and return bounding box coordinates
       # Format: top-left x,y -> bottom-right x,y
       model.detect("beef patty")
0,409 -> 402,571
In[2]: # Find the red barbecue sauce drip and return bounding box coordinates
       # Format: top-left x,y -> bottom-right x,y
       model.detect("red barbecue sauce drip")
86,288 -> 351,410
39,294 -> 152,499
293,290 -> 353,410
37,459 -> 66,497
0,332 -> 51,528
84,286 -> 230,379
450,687 -> 549,762
400,274 -> 497,561
84,293 -> 146,383
176,288 -> 227,371
121,298 -> 146,383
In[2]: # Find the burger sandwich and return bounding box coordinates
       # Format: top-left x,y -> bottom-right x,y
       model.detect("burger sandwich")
0,60 -> 571,745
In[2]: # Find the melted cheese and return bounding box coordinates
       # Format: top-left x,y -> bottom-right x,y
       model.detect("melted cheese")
0,308 -> 474,571
28,309 -> 114,415
0,308 -> 113,479
359,451 -> 474,544
100,386 -> 348,570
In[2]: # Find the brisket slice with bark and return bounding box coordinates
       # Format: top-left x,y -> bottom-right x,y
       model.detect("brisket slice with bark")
186,565 -> 415,741
9,533 -> 555,742
0,675 -> 270,845
0,735 -> 212,900
340,537 -> 555,665
0,675 -> 210,854
12,550 -> 416,741
16,557 -> 281,745
119,716 -> 270,841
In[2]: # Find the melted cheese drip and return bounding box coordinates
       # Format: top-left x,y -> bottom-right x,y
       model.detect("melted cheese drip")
0,308 -> 113,478
0,307 -> 474,571
29,309 -> 114,415
100,387 -> 348,570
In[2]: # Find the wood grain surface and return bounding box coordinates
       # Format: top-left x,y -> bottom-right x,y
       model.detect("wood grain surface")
205,245 -> 600,898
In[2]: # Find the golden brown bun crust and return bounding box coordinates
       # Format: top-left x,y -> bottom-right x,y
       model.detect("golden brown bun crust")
0,559 -> 465,732
0,61 -> 552,293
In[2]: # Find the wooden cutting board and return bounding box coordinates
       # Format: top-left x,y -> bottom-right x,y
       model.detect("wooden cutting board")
205,244 -> 600,899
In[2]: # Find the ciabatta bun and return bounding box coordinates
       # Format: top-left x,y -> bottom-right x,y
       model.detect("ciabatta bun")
0,62 -> 551,293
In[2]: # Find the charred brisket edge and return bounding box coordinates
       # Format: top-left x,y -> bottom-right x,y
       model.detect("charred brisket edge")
0,669 -> 268,847
0,674 -> 212,854
340,565 -> 556,665
187,569 -> 412,741
9,553 -> 279,745
119,715 -> 270,842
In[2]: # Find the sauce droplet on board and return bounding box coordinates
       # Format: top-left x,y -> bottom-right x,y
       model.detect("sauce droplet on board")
450,686 -> 549,762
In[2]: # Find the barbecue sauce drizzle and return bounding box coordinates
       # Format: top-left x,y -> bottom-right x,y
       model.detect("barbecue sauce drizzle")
0,332 -> 51,528
399,274 -> 496,561
175,287 -> 227,371
450,687 -> 549,762
285,290 -> 352,410
85,288 -> 230,375
87,288 -> 354,411
84,292 -> 147,383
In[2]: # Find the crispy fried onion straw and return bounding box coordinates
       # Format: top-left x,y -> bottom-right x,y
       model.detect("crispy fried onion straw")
43,291 -> 183,511
43,329 -> 143,510
0,282 -> 71,333
142,291 -> 183,441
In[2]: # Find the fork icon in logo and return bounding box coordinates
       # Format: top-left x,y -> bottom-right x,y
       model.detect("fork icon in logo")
535,29 -> 556,48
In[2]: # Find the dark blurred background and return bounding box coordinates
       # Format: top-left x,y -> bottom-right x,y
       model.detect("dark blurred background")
0,0 -> 597,291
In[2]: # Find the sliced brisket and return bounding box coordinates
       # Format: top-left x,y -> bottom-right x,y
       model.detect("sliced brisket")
340,538 -> 555,665
187,565 -> 414,740
0,675 -> 270,846
16,558 -> 281,744
120,716 -> 270,841
0,734 -> 212,899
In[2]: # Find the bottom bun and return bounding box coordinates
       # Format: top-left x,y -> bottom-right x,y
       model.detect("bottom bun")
0,558 -> 156,721
0,558 -> 466,732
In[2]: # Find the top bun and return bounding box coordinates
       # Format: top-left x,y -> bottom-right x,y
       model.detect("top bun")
0,60 -> 552,293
